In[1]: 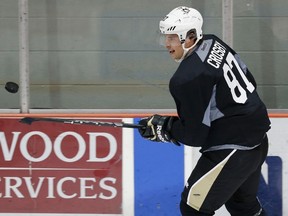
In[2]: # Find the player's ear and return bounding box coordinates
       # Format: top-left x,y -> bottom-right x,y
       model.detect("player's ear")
184,30 -> 196,48
186,29 -> 197,40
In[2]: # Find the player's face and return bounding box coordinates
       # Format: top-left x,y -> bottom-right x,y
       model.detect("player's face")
163,34 -> 184,60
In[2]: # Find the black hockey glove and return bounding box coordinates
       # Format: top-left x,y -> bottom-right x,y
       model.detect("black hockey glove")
138,114 -> 180,146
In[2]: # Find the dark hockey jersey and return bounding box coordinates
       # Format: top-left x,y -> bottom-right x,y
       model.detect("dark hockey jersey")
169,34 -> 271,152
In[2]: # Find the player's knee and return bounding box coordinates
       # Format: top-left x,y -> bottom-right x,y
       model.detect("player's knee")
225,198 -> 265,216
256,208 -> 267,216
180,200 -> 213,216
180,200 -> 198,215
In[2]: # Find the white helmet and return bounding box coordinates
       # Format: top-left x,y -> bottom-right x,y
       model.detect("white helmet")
159,6 -> 203,43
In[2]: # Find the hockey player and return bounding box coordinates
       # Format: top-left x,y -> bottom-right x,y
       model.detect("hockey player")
138,6 -> 270,216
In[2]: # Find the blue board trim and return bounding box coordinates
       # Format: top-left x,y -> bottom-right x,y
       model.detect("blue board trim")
134,118 -> 184,216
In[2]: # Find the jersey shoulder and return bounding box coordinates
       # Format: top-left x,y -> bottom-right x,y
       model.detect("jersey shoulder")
170,34 -> 229,86
196,34 -> 234,70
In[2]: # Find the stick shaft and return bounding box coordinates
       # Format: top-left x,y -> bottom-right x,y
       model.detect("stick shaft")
20,117 -> 143,129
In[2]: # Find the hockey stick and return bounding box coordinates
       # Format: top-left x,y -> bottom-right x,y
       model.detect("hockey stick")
20,117 -> 144,129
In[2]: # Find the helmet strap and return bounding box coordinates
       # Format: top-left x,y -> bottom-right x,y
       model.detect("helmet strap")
175,38 -> 201,63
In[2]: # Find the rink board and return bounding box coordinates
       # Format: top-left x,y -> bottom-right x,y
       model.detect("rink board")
0,116 -> 286,216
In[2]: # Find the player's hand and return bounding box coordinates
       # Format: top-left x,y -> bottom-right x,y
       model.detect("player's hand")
138,114 -> 180,146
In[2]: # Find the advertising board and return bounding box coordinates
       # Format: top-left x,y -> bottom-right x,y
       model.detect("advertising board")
0,117 -> 134,215
0,116 -> 286,216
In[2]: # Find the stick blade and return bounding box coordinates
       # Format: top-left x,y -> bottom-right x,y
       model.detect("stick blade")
19,117 -> 35,125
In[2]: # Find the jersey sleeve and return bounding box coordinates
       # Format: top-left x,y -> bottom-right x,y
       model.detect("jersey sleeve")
169,63 -> 217,146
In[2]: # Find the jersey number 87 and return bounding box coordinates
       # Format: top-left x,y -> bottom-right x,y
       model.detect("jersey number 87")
223,52 -> 255,104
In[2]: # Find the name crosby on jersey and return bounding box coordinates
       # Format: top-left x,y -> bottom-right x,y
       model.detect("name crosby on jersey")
207,41 -> 227,69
